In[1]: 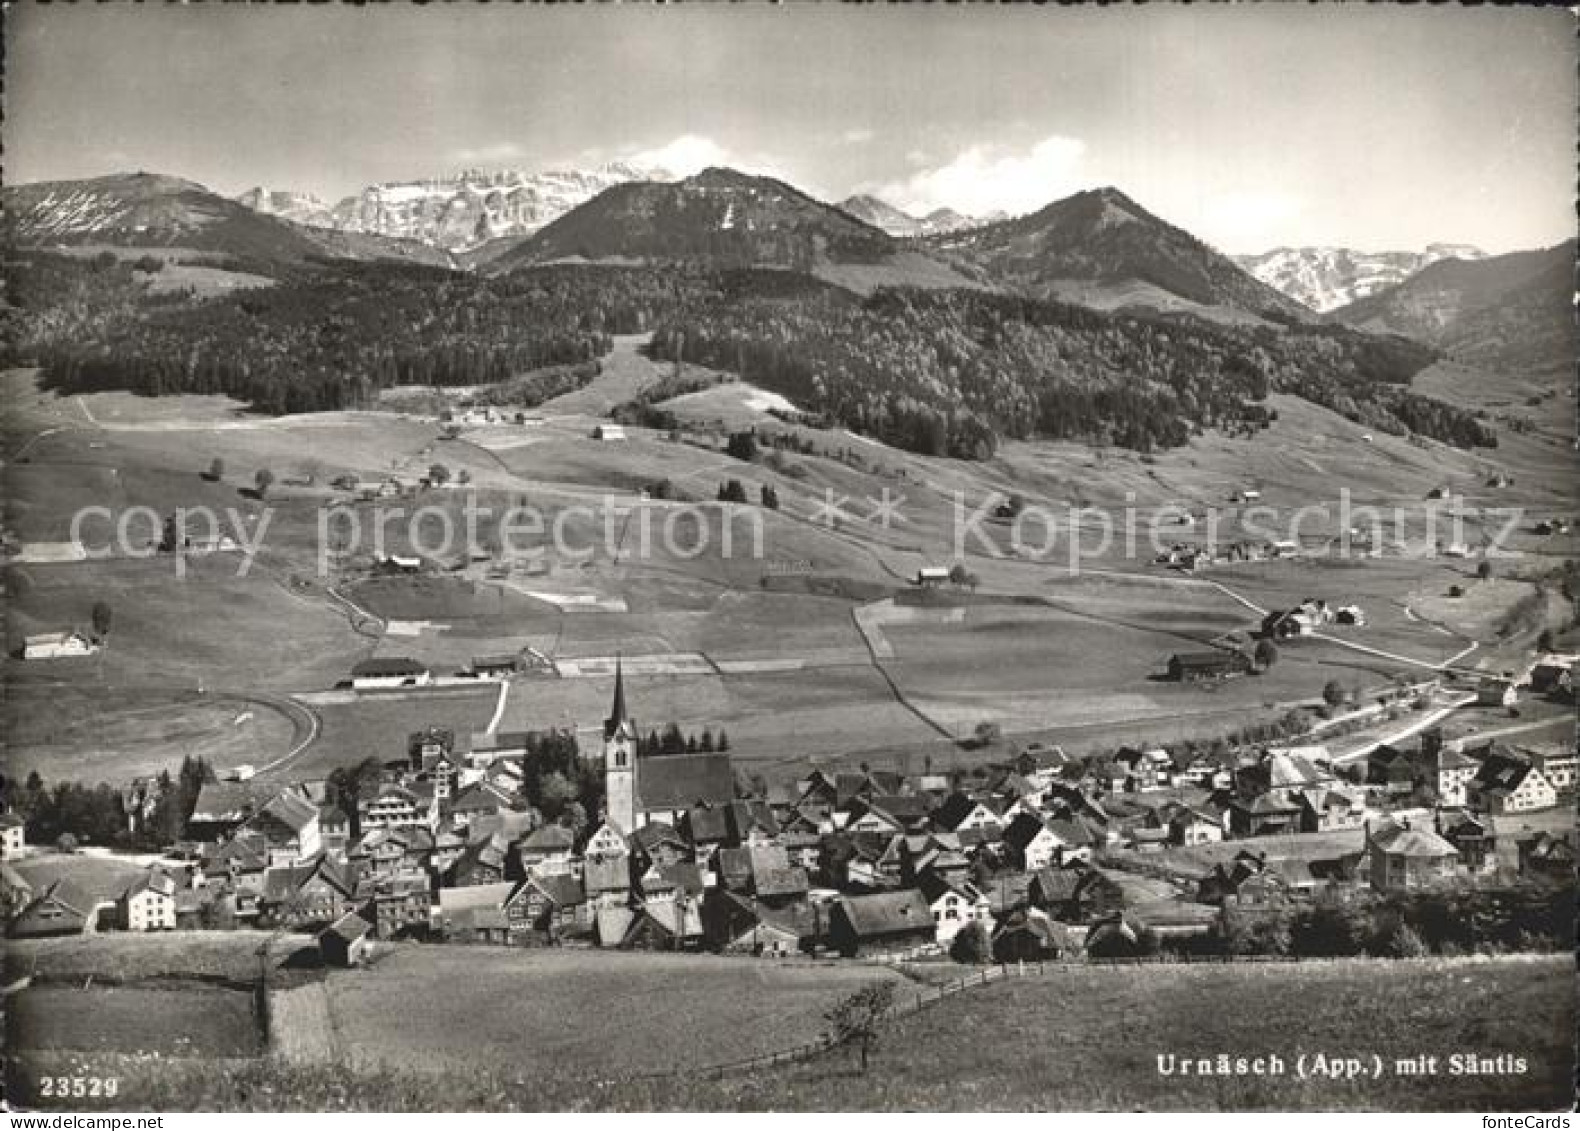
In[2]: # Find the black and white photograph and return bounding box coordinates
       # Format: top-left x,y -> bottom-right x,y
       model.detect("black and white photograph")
1,2 -> 1575,1115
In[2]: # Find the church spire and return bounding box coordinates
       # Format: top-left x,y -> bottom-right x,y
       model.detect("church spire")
604,654 -> 631,739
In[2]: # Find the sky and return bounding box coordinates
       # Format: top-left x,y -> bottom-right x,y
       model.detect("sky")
5,4 -> 1575,254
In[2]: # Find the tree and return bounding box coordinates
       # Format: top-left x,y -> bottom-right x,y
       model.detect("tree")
717,479 -> 748,504
254,468 -> 274,498
1476,560 -> 1493,581
1253,638 -> 1279,672
726,430 -> 759,462
428,463 -> 451,487
972,720 -> 1002,749
1322,680 -> 1346,709
716,728 -> 731,752
760,483 -> 780,510
204,457 -> 225,482
91,601 -> 113,642
949,920 -> 991,965
948,563 -> 969,588
1537,629 -> 1555,653
824,982 -> 896,1074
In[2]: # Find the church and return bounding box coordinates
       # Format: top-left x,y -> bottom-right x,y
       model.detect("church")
603,659 -> 736,831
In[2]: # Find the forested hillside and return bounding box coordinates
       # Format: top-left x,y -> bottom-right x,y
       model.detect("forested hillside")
7,255 -> 711,414
658,280 -> 1489,457
5,251 -> 1490,454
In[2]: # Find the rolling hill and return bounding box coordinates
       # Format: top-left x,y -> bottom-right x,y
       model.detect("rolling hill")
926,186 -> 1316,325
484,167 -> 984,295
1331,240 -> 1575,372
2,173 -> 452,270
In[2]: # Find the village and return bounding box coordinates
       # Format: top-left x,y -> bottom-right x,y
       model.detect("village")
5,637 -> 1574,969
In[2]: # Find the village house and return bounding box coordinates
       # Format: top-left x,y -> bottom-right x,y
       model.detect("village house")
1,861 -> 34,919
370,872 -> 432,940
435,881 -> 518,944
240,791 -> 322,865
1436,811 -> 1496,873
1527,746 -> 1577,793
1168,806 -> 1226,847
117,869 -> 178,931
0,812 -> 24,859
1516,832 -> 1576,880
1365,818 -> 1459,893
510,873 -> 589,941
916,871 -> 991,944
1001,812 -> 1066,872
517,824 -> 577,876
259,855 -> 361,927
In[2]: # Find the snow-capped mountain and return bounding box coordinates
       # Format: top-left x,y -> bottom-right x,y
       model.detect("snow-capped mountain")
1234,244 -> 1485,313
235,186 -> 337,229
235,163 -> 673,252
838,194 -> 1001,238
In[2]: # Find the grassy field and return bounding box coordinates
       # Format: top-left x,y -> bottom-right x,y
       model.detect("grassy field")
3,930 -> 298,983
7,984 -> 262,1059
288,686 -> 498,779
42,955 -> 1575,1111
318,947 -> 911,1078
2,685 -> 296,783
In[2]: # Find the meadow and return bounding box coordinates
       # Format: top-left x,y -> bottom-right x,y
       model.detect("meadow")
316,946 -> 911,1078
40,955 -> 1574,1111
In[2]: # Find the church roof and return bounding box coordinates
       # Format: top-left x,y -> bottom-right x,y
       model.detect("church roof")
637,752 -> 735,813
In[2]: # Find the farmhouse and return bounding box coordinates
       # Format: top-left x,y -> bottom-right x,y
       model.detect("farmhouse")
117,869 -> 177,931
827,889 -> 934,956
591,424 -> 626,441
1165,650 -> 1251,682
1528,747 -> 1577,792
350,657 -> 432,690
8,879 -> 97,938
22,631 -> 97,660
470,653 -> 523,680
1469,752 -> 1557,815
914,566 -> 951,587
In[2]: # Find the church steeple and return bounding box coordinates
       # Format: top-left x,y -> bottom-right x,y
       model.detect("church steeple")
604,654 -> 633,740
603,655 -> 637,832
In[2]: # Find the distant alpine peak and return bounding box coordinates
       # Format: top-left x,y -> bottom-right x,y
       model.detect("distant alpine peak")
234,161 -> 676,252
1236,243 -> 1488,312
836,193 -> 999,237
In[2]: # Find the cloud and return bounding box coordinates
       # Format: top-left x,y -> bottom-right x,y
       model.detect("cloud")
447,141 -> 529,166
1199,191 -> 1304,249
621,134 -> 733,177
868,135 -> 1089,219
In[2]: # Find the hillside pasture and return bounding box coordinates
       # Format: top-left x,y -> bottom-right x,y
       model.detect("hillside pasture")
3,556 -> 367,694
